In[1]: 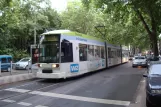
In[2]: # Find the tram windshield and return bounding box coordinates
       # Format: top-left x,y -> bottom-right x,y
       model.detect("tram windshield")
39,34 -> 60,63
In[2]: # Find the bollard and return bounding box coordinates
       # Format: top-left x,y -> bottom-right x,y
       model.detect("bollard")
10,61 -> 12,75
28,61 -> 30,73
0,61 -> 1,76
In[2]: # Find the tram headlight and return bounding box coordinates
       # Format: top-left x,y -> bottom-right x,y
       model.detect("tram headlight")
52,64 -> 59,68
52,64 -> 57,68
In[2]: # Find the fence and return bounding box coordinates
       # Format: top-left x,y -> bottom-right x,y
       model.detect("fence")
0,61 -> 34,77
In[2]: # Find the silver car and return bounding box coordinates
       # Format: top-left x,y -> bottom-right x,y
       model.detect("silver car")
14,57 -> 31,70
132,56 -> 147,67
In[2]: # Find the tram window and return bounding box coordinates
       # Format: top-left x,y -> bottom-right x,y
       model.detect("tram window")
111,51 -> 114,58
79,44 -> 87,61
101,46 -> 105,59
110,50 -> 113,58
61,41 -> 73,63
117,50 -> 120,57
108,48 -> 112,58
112,51 -> 114,58
95,46 -> 100,59
114,50 -> 117,57
88,45 -> 94,61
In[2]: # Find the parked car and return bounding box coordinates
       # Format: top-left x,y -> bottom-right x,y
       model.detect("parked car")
0,55 -> 12,71
147,56 -> 160,67
129,55 -> 134,60
143,62 -> 161,107
132,56 -> 147,67
14,57 -> 31,70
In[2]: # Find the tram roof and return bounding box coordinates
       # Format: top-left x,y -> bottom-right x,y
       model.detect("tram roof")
42,30 -> 105,42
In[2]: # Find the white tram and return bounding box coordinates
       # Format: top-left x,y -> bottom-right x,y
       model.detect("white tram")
36,30 -> 129,79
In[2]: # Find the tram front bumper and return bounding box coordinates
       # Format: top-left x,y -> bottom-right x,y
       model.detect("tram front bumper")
36,72 -> 66,79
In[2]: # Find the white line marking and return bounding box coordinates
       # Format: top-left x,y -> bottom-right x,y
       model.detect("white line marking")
2,99 -> 16,103
35,105 -> 48,107
17,102 -> 32,106
30,91 -> 130,106
5,88 -> 30,93
4,87 -> 130,106
141,80 -> 145,83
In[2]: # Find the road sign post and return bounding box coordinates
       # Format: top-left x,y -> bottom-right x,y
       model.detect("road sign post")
10,61 -> 12,75
28,61 -> 30,73
0,61 -> 1,76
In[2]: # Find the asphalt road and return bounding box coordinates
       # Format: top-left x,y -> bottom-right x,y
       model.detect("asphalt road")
0,62 -> 146,107
0,69 -> 36,77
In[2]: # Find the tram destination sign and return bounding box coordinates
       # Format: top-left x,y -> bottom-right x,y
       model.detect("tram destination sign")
45,35 -> 59,41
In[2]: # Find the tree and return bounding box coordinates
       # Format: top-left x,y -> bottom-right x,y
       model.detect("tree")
82,0 -> 161,56
60,1 -> 105,36
0,0 -> 61,51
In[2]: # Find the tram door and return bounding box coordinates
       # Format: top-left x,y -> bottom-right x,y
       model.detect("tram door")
61,39 -> 73,63
87,45 -> 95,71
31,45 -> 39,64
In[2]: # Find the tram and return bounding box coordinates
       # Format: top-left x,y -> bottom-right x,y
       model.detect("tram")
35,30 -> 129,79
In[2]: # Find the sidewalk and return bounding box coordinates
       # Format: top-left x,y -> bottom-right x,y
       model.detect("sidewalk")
0,69 -> 37,86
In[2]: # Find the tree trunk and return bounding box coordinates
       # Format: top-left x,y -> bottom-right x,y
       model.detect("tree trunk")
151,32 -> 159,56
134,8 -> 159,56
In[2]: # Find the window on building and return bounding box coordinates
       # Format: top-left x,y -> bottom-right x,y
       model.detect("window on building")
79,44 -> 87,61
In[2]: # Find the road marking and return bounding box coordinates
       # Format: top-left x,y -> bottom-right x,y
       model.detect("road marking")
30,91 -> 130,106
5,87 -> 130,106
17,102 -> 32,106
2,99 -> 16,103
5,88 -> 30,93
35,105 -> 48,107
141,80 -> 145,83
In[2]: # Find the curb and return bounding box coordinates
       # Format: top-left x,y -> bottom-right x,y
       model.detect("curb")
0,73 -> 36,86
128,72 -> 146,107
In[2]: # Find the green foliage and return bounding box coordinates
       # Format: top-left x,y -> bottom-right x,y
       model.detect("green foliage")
61,1 -> 105,39
0,0 -> 61,52
0,48 -> 29,62
81,0 -> 161,53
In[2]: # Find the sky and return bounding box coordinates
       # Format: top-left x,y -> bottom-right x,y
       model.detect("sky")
50,0 -> 78,12
50,0 -> 67,12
